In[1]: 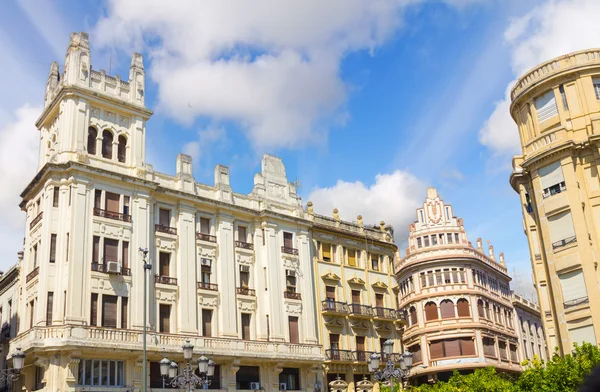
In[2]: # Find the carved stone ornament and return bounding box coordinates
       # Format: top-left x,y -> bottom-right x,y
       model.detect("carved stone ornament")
356,376 -> 374,392
322,271 -> 341,281
324,318 -> 344,328
350,320 -> 369,330
238,299 -> 256,312
371,281 -> 388,290
328,375 -> 348,392
105,111 -> 116,122
286,303 -> 302,315
426,198 -> 443,225
348,276 -> 366,285
90,107 -> 100,119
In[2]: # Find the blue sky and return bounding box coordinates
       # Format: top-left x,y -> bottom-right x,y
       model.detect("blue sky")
1,0 -> 598,299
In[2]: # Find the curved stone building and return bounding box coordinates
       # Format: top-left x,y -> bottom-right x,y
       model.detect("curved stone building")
396,188 -> 521,385
509,49 -> 600,354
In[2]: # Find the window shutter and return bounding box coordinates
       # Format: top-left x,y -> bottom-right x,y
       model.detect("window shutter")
510,344 -> 518,362
87,127 -> 97,155
440,300 -> 455,319
457,299 -> 470,317
483,337 -> 496,357
238,226 -> 247,242
460,338 -> 476,356
105,192 -> 120,213
430,341 -> 444,359
539,161 -> 564,189
121,297 -> 128,329
49,234 -> 57,263
559,269 -> 588,303
159,305 -> 170,333
122,241 -> 129,269
94,190 -> 102,209
242,313 -> 251,340
569,324 -> 597,348
548,210 -> 576,244
159,253 -> 170,276
535,90 -> 558,122
326,286 -> 336,300
90,293 -> 98,326
375,294 -> 384,307
355,336 -> 365,351
425,303 -> 438,321
202,309 -> 212,337
159,209 -> 170,226
93,236 -> 100,263
104,239 -> 119,263
322,244 -> 331,260
499,341 -> 507,359
288,316 -> 299,344
46,292 -> 54,326
445,339 -> 460,358
351,290 -> 361,304
200,218 -> 210,234
348,249 -> 356,266
410,307 -> 418,325
283,232 -> 293,248
409,344 -> 422,363
102,295 -> 118,328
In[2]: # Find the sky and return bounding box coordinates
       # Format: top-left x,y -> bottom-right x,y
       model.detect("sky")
1,0 -> 599,300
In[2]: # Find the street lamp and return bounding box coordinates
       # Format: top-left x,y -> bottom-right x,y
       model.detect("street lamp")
139,248 -> 152,392
369,339 -> 413,392
0,348 -> 25,382
161,340 -> 215,391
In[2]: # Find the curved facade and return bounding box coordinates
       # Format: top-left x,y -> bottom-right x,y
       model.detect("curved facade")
509,49 -> 600,354
396,188 -> 521,384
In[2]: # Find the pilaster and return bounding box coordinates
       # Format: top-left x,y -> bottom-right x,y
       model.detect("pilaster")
217,214 -> 237,338
177,204 -> 198,334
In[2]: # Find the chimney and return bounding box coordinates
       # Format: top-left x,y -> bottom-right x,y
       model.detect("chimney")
476,238 -> 482,251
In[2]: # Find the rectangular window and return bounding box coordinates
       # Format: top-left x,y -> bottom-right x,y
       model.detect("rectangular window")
416,237 -> 422,248
159,252 -> 170,276
539,161 -> 566,198
548,210 -> 576,249
90,293 -> 98,326
46,292 -> 53,326
202,309 -> 212,337
286,271 -> 296,293
424,236 -> 430,247
159,208 -> 171,227
510,344 -> 518,362
200,217 -> 210,234
326,286 -> 335,301
105,192 -> 120,213
94,189 -> 102,209
240,268 -> 250,288
454,233 -> 460,243
569,324 -> 597,348
499,341 -> 508,360
92,236 -> 100,264
102,295 -> 118,328
33,244 -> 38,268
559,84 -> 569,110
279,368 -> 300,391
77,360 -> 124,386
123,196 -> 130,216
241,313 -> 251,340
122,241 -> 129,269
201,265 -> 211,283
594,77 -> 600,100
29,300 -> 35,329
347,249 -> 356,266
322,243 -> 331,261
53,186 -> 60,207
430,340 -> 444,359
49,234 -> 57,263
535,90 -> 558,122
238,225 -> 247,242
559,269 -> 588,307
409,344 -> 422,363
329,334 -> 340,349
121,297 -> 128,329
283,232 -> 293,248
483,337 -> 496,357
371,254 -> 380,271
288,316 -> 299,343
159,304 -> 171,333
375,293 -> 384,308
104,238 -> 119,263
431,235 -> 438,245
351,290 -> 361,304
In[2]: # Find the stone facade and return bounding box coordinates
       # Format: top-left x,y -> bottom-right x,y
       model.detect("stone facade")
306,204 -> 400,391
9,32 -> 324,392
396,188 -> 522,384
0,259 -> 19,392
512,293 -> 548,362
509,49 -> 600,354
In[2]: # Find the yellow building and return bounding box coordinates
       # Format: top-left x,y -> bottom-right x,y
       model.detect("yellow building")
510,49 -> 600,354
306,203 -> 403,391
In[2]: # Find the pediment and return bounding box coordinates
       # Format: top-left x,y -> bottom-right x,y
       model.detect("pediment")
350,320 -> 370,330
371,281 -> 389,290
348,276 -> 366,285
374,322 -> 392,332
322,271 -> 341,281
324,318 -> 344,328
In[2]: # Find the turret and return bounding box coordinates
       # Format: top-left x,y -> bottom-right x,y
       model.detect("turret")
129,52 -> 145,105
63,32 -> 90,86
44,61 -> 60,107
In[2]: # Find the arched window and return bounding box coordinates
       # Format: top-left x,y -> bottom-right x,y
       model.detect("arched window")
477,299 -> 485,318
440,299 -> 455,319
457,299 -> 470,317
424,302 -> 438,321
102,130 -> 113,159
409,306 -> 417,326
117,135 -> 127,163
485,301 -> 490,319
88,127 -> 97,155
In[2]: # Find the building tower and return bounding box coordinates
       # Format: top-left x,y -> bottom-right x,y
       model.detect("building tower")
509,49 -> 600,354
10,32 -> 324,391
396,188 -> 521,384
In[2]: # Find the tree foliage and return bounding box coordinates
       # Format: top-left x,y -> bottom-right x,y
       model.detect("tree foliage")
391,343 -> 600,392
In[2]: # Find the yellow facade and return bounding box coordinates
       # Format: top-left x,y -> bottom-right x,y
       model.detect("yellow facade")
510,49 -> 600,354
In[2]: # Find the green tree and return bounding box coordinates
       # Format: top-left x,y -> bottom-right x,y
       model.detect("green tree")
408,367 -> 516,392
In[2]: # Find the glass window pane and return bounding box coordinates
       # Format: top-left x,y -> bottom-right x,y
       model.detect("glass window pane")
92,360 -> 100,385
101,360 -> 109,385
118,362 -> 124,386
109,361 -> 116,386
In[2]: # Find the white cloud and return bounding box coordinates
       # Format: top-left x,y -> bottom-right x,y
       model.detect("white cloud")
307,170 -> 427,243
93,0 -> 484,150
480,0 -> 600,155
0,105 -> 40,270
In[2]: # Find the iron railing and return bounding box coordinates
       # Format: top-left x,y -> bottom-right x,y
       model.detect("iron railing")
90,262 -> 131,276
354,350 -> 375,362
93,207 -> 131,222
284,291 -> 302,300
26,266 -> 40,283
236,241 -> 254,250
30,212 -> 43,229
321,300 -> 350,314
326,349 -> 354,361
552,236 -> 576,249
155,275 -> 178,285
281,246 -> 298,255
349,304 -> 373,316
196,232 -> 217,243
197,282 -> 218,291
564,296 -> 589,308
373,307 -> 396,319
237,287 -> 256,296
155,224 -> 177,235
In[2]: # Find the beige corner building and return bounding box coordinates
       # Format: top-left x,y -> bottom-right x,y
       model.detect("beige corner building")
396,188 -> 521,385
509,49 -> 600,354
306,205 -> 402,391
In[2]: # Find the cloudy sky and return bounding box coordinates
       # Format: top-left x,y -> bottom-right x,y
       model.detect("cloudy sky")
1,0 -> 598,299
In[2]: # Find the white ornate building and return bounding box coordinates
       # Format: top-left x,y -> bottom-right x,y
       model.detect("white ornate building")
8,32 -> 324,392
396,188 -> 522,385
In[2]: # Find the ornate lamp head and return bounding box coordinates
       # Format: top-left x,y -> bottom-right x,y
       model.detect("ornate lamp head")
159,356 -> 171,377
182,340 -> 194,361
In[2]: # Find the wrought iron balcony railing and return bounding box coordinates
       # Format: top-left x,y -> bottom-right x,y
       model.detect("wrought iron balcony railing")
197,282 -> 219,291
237,287 -> 256,296
284,291 -> 302,300
326,349 -> 354,361
281,246 -> 298,255
321,300 -> 349,314
90,262 -> 131,276
373,307 -> 396,319
349,304 -> 373,316
564,296 -> 589,309
155,224 -> 177,235
26,266 -> 40,283
94,208 -> 131,222
155,275 -> 177,285
236,241 -> 254,250
196,232 -> 217,243
552,236 -> 576,250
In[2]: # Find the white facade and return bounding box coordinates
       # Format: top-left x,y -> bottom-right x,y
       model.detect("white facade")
0,259 -> 19,392
512,293 -> 548,362
9,32 -> 323,392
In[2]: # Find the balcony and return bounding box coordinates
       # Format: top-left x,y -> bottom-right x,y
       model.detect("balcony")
196,232 -> 217,243
93,208 -> 131,223
26,266 -> 40,283
354,350 -> 375,362
326,349 -> 354,362
237,287 -> 256,296
281,246 -> 298,255
349,304 -> 373,317
321,300 -> 349,315
91,262 -> 131,276
235,241 -> 254,250
373,307 -> 397,319
155,224 -> 177,235
197,282 -> 218,291
542,182 -> 566,199
564,296 -> 589,309
155,275 -> 177,286
284,291 -> 302,300
30,212 -> 43,229
552,236 -> 576,250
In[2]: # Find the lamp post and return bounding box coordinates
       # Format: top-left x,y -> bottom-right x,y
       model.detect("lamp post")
139,248 -> 151,392
0,348 -> 25,383
160,340 -> 215,391
369,339 -> 413,392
